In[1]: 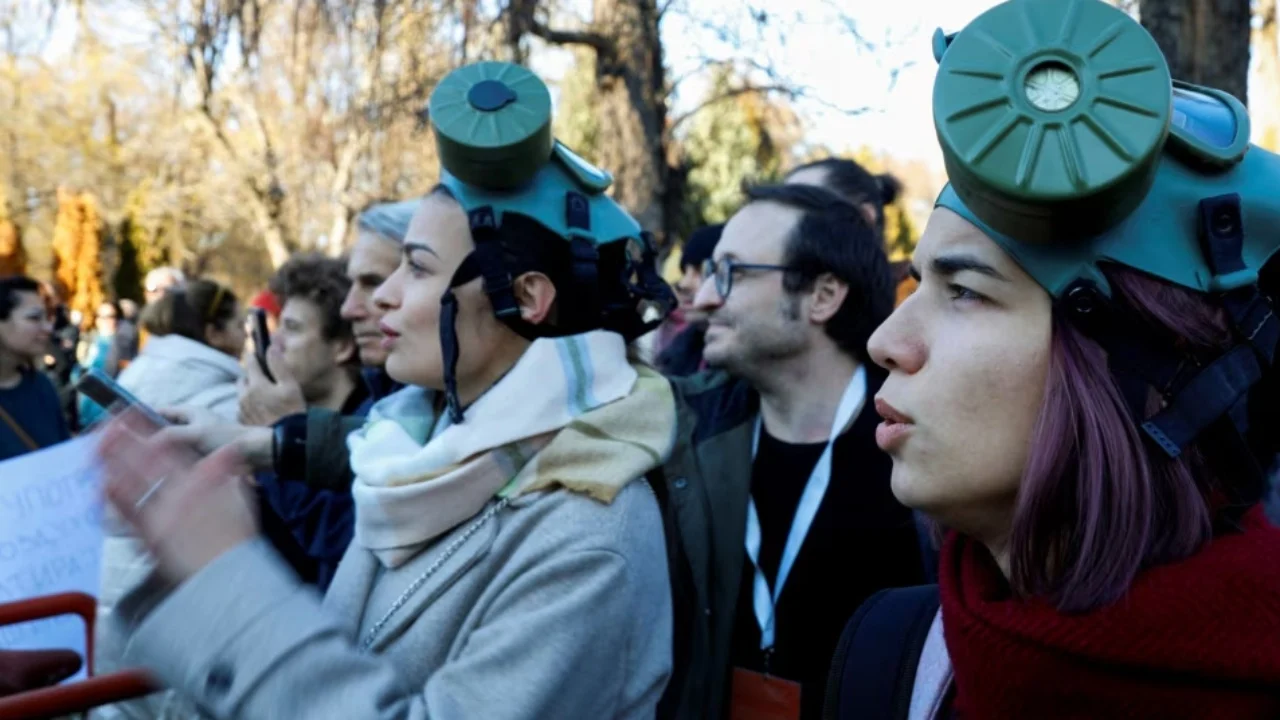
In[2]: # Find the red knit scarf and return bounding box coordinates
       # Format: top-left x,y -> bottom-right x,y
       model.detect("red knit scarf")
940,507 -> 1280,719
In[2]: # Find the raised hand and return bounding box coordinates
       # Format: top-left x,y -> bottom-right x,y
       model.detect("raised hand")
238,345 -> 306,427
97,411 -> 260,584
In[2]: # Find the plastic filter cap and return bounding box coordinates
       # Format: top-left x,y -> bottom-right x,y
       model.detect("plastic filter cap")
933,0 -> 1173,243
429,62 -> 555,191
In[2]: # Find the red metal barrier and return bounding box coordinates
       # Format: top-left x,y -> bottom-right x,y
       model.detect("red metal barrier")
0,592 -> 160,719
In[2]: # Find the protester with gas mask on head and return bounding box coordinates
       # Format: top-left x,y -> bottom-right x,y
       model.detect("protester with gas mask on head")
94,62 -> 678,720
823,2 -> 1280,717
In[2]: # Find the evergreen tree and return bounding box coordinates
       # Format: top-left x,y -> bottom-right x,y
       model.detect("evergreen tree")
114,184 -> 157,302
72,192 -> 107,325
50,189 -> 108,325
553,50 -> 603,165
51,188 -> 82,303
680,66 -> 800,232
0,187 -> 26,277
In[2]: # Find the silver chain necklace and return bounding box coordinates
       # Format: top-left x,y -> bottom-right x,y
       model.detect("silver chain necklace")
360,497 -> 512,651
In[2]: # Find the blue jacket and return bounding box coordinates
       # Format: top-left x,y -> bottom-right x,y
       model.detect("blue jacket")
0,369 -> 70,461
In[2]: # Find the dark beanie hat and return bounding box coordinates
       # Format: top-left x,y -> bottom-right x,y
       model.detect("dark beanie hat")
682,224 -> 724,270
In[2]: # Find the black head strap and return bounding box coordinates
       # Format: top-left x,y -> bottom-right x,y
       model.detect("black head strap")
437,203 -> 677,422
609,230 -> 676,341
439,288 -> 464,424
1062,193 -> 1280,517
438,206 -> 530,424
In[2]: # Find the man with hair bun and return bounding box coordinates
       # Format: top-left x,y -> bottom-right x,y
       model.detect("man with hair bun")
785,157 -> 903,237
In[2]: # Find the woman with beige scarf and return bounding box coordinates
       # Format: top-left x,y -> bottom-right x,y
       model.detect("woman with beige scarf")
92,61 -> 680,719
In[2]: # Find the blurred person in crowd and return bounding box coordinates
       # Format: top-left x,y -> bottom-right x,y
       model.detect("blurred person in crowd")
110,281 -> 245,418
238,253 -> 363,426
0,276 -> 69,461
785,157 -> 902,238
656,184 -> 926,720
825,1 -> 1280,716
104,298 -> 140,377
95,61 -> 677,720
46,302 -> 80,429
655,223 -> 722,377
75,300 -> 123,428
93,279 -> 246,720
247,289 -> 281,335
153,199 -> 416,593
138,267 -> 187,354
142,267 -> 185,306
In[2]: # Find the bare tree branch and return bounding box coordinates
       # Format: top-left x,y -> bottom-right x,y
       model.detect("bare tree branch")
667,84 -> 800,135
528,19 -> 612,51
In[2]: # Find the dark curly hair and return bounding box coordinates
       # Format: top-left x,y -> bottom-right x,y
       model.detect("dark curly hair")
268,253 -> 354,342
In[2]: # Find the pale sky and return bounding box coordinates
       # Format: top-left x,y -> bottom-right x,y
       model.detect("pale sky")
28,0 -> 1270,174
656,0 -> 1008,169
26,0 -> 1025,173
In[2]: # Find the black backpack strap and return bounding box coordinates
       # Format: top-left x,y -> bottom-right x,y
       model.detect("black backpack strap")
822,584 -> 941,720
914,511 -> 940,585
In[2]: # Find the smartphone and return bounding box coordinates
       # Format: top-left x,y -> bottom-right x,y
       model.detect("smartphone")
249,307 -> 275,382
75,368 -> 169,428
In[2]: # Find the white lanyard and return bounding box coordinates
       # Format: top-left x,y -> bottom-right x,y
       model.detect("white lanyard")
745,365 -> 867,650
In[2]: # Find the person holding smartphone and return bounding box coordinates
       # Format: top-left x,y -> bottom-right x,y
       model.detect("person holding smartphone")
237,253 -> 365,427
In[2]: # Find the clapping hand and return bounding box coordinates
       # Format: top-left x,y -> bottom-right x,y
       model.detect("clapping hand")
97,410 -> 260,584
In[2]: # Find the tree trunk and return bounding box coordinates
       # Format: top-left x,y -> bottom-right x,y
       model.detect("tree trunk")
1140,0 -> 1252,105
590,0 -> 670,244
260,222 -> 291,269
1254,0 -> 1280,150
506,0 -> 674,246
327,208 -> 354,258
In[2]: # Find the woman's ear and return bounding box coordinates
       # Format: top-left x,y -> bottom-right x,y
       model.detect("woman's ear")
513,272 -> 557,326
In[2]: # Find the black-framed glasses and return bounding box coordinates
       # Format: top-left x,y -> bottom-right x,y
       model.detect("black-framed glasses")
702,258 -> 791,299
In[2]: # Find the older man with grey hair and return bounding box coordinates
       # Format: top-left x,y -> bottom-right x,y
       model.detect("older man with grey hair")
143,267 -> 185,305
163,198 -> 418,590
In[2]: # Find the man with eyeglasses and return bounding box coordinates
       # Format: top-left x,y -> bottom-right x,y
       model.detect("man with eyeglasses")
656,183 -> 927,720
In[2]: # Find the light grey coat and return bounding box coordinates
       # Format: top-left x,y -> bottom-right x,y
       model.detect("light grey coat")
109,480 -> 672,719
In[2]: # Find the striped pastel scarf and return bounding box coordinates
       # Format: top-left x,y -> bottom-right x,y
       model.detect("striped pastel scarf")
348,330 -> 675,568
